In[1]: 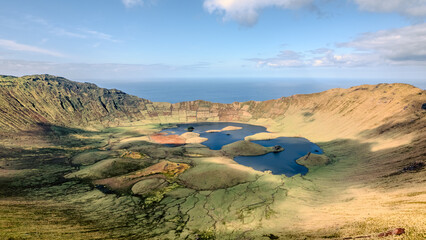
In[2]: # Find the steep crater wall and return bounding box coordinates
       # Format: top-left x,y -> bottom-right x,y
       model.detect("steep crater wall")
1,75 -> 425,144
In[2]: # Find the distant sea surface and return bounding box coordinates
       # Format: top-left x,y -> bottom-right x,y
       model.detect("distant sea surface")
93,78 -> 426,103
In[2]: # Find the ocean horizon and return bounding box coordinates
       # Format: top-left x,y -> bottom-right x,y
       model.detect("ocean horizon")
89,78 -> 426,103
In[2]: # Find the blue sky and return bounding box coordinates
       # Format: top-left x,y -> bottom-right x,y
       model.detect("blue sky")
0,0 -> 425,81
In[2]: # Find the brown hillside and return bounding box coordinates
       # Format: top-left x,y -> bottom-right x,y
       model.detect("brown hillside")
1,75 -> 424,140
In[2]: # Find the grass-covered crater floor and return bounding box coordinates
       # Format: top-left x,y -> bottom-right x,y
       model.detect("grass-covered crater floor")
1,121 -> 425,240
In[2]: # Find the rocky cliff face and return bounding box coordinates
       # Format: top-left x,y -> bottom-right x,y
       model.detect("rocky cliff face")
1,75 -> 425,142
0,74 -> 254,131
0,75 -> 152,131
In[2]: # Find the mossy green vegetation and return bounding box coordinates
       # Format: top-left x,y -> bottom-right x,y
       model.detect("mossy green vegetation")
178,157 -> 259,190
71,150 -> 111,166
1,76 -> 425,239
0,199 -> 109,240
65,158 -> 149,180
1,124 -> 292,239
2,124 -> 425,239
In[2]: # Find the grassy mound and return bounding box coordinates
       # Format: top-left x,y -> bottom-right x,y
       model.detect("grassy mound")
221,140 -> 274,157
93,161 -> 190,192
178,157 -> 258,190
111,140 -> 152,150
71,151 -> 111,166
296,152 -> 330,168
131,177 -> 168,195
65,158 -> 148,180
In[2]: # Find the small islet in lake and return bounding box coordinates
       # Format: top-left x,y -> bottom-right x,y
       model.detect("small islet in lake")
161,122 -> 323,176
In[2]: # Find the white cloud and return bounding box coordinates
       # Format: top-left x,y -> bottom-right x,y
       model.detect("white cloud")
202,0 -> 426,25
203,0 -> 313,26
354,0 -> 426,17
249,23 -> 426,68
340,23 -> 426,64
122,0 -> 144,8
309,51 -> 380,67
249,49 -> 378,68
0,39 -> 64,57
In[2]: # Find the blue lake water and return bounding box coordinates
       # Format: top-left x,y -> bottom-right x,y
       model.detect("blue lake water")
234,138 -> 323,176
162,122 -> 267,150
161,122 -> 323,176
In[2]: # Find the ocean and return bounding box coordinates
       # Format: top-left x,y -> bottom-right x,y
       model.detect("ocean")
92,78 -> 426,103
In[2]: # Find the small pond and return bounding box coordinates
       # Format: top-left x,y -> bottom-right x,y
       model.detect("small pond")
161,122 -> 323,176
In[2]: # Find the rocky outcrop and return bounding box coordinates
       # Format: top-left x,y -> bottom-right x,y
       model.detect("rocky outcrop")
0,75 -> 152,131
